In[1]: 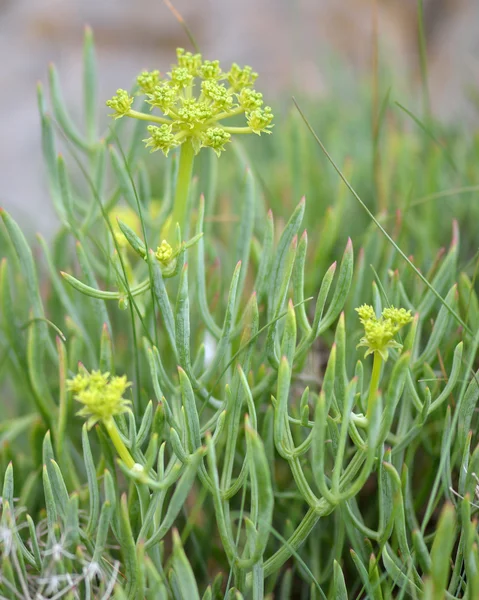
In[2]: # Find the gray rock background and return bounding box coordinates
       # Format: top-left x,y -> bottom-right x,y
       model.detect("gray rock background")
1,0 -> 478,234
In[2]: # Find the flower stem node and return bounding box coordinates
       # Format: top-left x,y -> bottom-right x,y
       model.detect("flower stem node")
66,369 -> 132,428
356,304 -> 412,361
106,89 -> 134,119
118,296 -> 129,311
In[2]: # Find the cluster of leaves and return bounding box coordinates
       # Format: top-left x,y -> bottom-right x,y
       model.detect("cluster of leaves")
2,27 -> 479,600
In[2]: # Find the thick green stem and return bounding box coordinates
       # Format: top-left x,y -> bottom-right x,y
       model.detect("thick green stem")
105,419 -> 135,469
168,139 -> 195,240
263,507 -> 321,577
367,352 -> 382,421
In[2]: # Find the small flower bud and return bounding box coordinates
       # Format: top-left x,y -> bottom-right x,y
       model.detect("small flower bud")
247,106 -> 274,134
199,59 -> 222,80
227,64 -> 258,90
201,81 -> 234,111
382,307 -> 413,329
147,83 -> 178,114
169,66 -> 194,88
176,48 -> 202,75
143,124 -> 179,156
356,304 -> 377,324
106,89 -> 134,119
155,240 -> 173,264
137,70 -> 160,94
176,99 -> 213,128
201,127 -> 231,156
238,88 -> 263,111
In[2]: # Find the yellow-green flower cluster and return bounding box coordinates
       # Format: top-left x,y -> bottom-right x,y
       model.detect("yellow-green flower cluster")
155,239 -> 173,264
106,89 -> 134,119
356,305 -> 412,361
106,48 -> 274,157
67,369 -> 132,429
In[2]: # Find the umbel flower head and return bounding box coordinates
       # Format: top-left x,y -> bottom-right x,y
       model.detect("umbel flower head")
356,304 -> 413,361
67,368 -> 132,428
106,48 -> 274,157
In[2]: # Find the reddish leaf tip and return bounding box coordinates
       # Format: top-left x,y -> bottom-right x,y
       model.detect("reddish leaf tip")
450,219 -> 459,248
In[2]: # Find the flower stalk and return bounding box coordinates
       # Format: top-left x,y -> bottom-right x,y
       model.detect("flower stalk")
67,368 -> 136,468
356,304 -> 412,419
103,419 -> 135,469
366,351 -> 382,421
170,137 -> 195,237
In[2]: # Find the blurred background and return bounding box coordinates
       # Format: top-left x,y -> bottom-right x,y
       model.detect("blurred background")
1,0 -> 478,234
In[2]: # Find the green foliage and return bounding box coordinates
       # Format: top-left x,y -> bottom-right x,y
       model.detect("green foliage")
2,27 -> 479,600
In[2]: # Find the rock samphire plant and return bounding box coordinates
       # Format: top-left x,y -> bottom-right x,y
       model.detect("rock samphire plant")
2,28 -> 479,600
